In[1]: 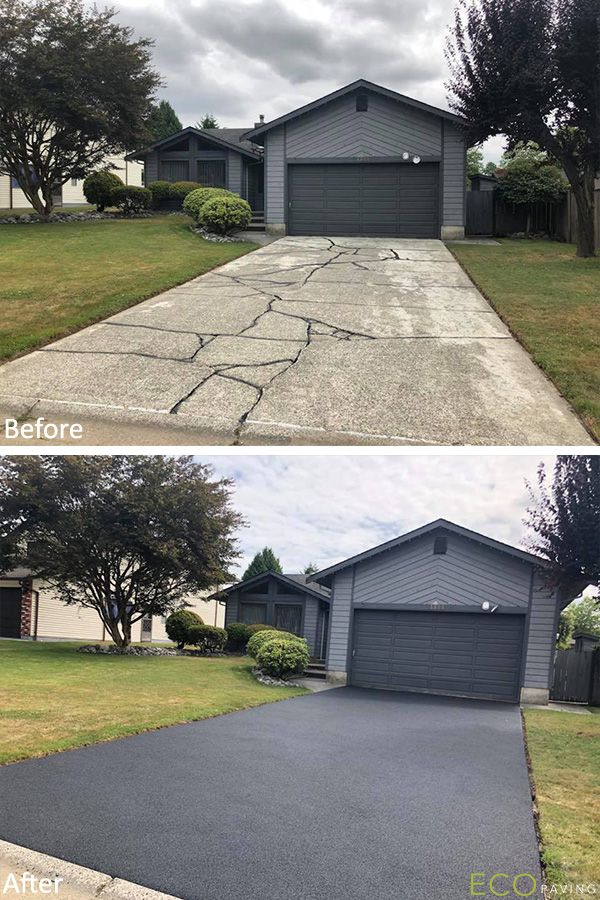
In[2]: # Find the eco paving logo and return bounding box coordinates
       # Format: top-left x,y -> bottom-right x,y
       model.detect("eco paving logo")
470,874 -> 599,897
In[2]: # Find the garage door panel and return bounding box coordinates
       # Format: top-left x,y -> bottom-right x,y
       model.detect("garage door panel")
288,163 -> 439,237
352,610 -> 524,702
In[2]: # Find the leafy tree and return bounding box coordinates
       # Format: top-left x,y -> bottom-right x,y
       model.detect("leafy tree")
146,100 -> 183,142
557,593 -> 600,648
446,0 -> 600,257
0,457 -> 243,647
467,146 -> 485,177
198,114 -> 219,129
496,153 -> 568,233
0,0 -> 160,217
303,563 -> 319,575
242,547 -> 283,581
483,161 -> 498,175
524,456 -> 600,594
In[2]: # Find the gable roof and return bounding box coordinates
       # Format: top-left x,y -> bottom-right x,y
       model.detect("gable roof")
215,570 -> 330,602
243,79 -> 467,143
309,519 -> 547,587
127,126 -> 262,161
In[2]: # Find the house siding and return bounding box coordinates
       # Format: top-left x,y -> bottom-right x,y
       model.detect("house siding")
442,122 -> 466,227
326,568 -> 354,674
264,125 -> 285,228
286,92 -> 442,159
523,573 -> 559,690
227,150 -> 243,196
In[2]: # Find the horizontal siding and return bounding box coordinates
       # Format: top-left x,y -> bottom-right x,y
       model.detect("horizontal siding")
286,92 -> 442,158
225,594 -> 239,627
34,583 -> 105,640
145,152 -> 159,184
523,574 -> 559,689
0,175 -> 10,207
303,595 -> 319,655
265,125 -> 285,224
227,150 -> 242,196
326,569 -> 353,671
443,123 -> 466,227
353,533 -> 531,609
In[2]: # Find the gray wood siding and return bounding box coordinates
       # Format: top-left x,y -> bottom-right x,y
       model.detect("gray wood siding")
523,573 -> 558,689
285,93 -> 442,158
227,150 -> 242,195
442,123 -> 466,226
326,568 -> 354,671
265,125 -> 285,224
224,594 -> 238,626
145,152 -> 159,184
303,596 -> 320,655
353,533 -> 531,609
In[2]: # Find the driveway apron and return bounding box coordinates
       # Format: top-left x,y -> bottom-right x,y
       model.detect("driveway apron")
0,236 -> 590,444
0,689 -> 542,900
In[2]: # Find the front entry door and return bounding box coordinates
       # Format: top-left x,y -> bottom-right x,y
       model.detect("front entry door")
275,604 -> 303,636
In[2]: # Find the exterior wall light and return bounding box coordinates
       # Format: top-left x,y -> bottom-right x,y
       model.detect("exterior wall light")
412,155 -> 421,164
402,152 -> 409,160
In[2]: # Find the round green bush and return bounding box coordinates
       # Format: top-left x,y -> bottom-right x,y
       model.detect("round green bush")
83,170 -> 124,211
112,185 -> 152,214
165,609 -> 204,649
200,194 -> 252,234
246,623 -> 274,635
247,628 -> 304,660
256,638 -> 309,679
188,624 -> 227,653
147,180 -> 174,205
169,181 -> 202,200
183,187 -> 231,222
225,622 -> 253,652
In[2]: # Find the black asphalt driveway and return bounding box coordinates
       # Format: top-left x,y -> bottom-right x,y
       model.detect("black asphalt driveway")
0,689 -> 541,900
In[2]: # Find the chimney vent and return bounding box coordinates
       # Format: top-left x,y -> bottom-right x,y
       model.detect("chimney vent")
254,113 -> 265,128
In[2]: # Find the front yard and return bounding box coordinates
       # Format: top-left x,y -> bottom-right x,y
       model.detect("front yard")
0,215 -> 257,360
524,708 -> 600,890
450,240 -> 600,442
0,640 -> 306,765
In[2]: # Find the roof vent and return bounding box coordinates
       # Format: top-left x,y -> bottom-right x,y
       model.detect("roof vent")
356,93 -> 368,112
433,536 -> 447,555
254,113 -> 265,129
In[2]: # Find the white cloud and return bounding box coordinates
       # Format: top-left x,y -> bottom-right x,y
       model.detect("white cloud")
204,454 -> 555,576
102,0 -> 502,162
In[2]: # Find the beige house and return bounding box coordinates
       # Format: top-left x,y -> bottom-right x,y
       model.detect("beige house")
0,153 -> 143,210
0,571 -> 224,644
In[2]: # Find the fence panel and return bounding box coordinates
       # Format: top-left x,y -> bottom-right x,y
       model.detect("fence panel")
466,192 -> 494,235
551,650 -> 594,703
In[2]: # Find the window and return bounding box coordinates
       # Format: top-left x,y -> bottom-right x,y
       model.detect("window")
356,93 -> 368,112
159,160 -> 190,183
239,603 -> 268,625
274,605 -> 303,635
197,160 -> 226,188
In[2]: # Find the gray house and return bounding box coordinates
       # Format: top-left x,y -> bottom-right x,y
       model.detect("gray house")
309,519 -> 576,704
131,79 -> 468,239
220,572 -> 330,660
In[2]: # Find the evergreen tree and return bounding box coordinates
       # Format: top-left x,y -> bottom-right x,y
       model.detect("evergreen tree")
242,547 -> 283,581
524,456 -> 600,593
146,100 -> 182,141
303,563 -> 319,575
198,114 -> 219,129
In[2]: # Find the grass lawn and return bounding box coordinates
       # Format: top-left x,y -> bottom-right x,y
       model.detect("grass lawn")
523,708 -> 600,889
450,240 -> 600,441
0,640 -> 307,765
0,215 -> 257,360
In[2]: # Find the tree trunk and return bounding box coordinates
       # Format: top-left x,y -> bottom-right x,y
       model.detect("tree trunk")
105,617 -> 132,647
571,176 -> 596,258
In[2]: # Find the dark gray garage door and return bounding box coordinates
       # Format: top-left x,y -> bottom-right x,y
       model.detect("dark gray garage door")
351,610 -> 525,701
287,163 -> 440,237
0,587 -> 22,638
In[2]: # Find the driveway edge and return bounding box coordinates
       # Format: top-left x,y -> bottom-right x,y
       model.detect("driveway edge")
0,839 -> 182,899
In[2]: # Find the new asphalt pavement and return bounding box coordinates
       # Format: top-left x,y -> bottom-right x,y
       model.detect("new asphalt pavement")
0,688 -> 542,900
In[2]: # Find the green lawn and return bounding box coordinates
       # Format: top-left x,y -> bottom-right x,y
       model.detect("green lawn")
523,708 -> 600,889
0,640 -> 307,765
0,215 -> 256,359
450,240 -> 600,441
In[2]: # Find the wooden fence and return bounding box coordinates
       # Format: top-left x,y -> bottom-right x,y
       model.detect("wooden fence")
551,648 -> 600,705
466,188 -> 600,248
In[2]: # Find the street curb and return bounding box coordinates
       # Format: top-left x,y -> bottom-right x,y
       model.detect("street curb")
0,839 -> 181,899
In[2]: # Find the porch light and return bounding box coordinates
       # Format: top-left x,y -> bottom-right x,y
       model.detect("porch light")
412,155 -> 421,164
402,152 -> 409,160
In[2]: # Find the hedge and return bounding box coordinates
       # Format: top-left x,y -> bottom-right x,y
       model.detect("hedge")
83,170 -> 124,211
200,194 -> 252,234
247,629 -> 305,660
165,609 -> 204,649
188,624 -> 227,653
256,638 -> 309,679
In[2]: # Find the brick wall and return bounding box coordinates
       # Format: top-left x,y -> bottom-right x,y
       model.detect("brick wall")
20,578 -> 33,638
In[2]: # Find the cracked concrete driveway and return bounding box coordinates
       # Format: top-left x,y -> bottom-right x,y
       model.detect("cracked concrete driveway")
0,236 -> 591,445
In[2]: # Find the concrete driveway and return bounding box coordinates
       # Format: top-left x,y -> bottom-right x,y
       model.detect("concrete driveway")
0,236 -> 590,445
0,689 -> 541,900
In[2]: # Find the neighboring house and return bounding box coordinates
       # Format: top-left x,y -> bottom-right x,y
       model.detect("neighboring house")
0,153 -> 144,210
130,78 -> 467,239
309,519 -> 577,704
219,572 -> 331,660
0,570 -> 224,643
469,173 -> 498,191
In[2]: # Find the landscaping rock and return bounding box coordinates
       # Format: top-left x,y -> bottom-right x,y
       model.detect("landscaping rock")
0,211 -> 154,225
76,644 -> 226,657
189,225 -> 240,243
252,667 -> 302,687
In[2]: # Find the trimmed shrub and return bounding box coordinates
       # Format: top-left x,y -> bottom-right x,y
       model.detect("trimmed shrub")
256,638 -> 309,679
183,187 -> 231,222
112,185 -> 152,214
247,628 -> 305,660
165,609 -> 204,649
147,180 -> 174,205
225,622 -> 253,652
246,623 -> 274,635
83,170 -> 124,211
188,623 -> 227,653
200,194 -> 252,234
169,181 -> 202,200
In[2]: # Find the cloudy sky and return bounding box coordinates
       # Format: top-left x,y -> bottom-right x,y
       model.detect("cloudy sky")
107,0 -> 504,162
204,454 -> 554,576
